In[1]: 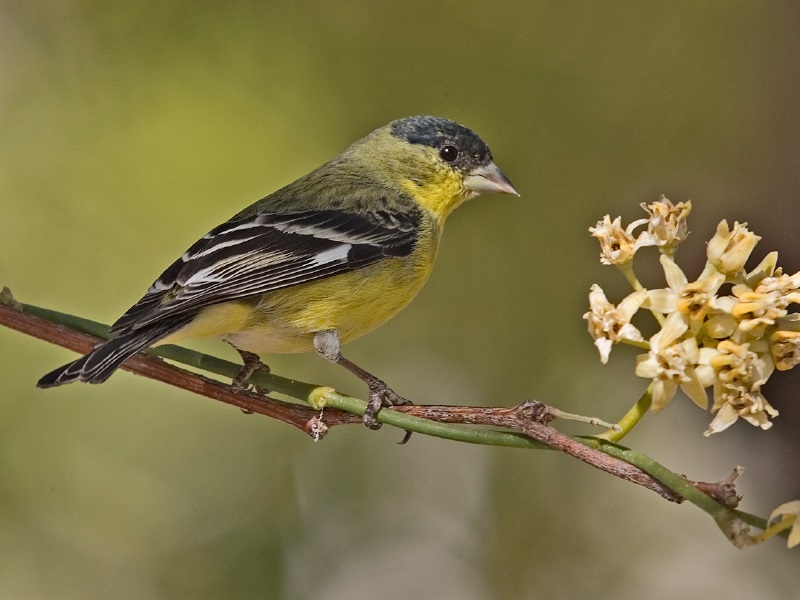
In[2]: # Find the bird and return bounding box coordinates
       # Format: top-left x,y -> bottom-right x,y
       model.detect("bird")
37,115 -> 518,429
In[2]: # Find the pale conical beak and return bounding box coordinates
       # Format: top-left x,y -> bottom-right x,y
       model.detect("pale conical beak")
463,162 -> 519,196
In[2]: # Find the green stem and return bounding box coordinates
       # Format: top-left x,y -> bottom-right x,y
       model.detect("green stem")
581,438 -> 768,540
12,301 -> 776,543
22,303 -> 546,450
320,389 -> 549,449
619,338 -> 650,350
618,261 -> 644,292
595,385 -> 653,442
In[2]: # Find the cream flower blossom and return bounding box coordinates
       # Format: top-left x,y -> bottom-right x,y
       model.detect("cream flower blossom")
588,206 -> 799,436
706,220 -> 761,275
730,285 -> 790,337
635,314 -> 713,411
645,254 -> 725,334
709,340 -> 773,388
589,215 -> 647,266
706,385 -> 779,435
770,329 -> 800,371
584,284 -> 646,364
637,196 -> 691,255
705,340 -> 777,434
754,270 -> 800,296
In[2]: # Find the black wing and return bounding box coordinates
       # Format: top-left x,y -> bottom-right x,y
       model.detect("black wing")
109,207 -> 421,335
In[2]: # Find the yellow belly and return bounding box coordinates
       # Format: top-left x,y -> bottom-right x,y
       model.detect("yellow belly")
158,250 -> 435,355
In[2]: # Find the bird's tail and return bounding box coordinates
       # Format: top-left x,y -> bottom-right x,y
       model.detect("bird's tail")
37,317 -> 192,388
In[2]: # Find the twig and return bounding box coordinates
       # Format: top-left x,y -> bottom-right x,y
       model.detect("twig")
0,299 -> 359,434
0,296 -> 741,508
398,402 -> 682,502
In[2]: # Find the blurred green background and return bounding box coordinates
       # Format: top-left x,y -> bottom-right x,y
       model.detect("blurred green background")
2,1 -> 799,598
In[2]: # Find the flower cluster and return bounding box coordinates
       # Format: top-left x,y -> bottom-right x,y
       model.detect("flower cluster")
585,197 -> 799,435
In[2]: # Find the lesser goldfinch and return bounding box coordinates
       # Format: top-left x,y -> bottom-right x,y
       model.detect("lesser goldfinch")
38,115 -> 518,427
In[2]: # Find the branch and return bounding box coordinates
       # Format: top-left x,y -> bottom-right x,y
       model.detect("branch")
0,296 -> 356,433
0,291 -> 755,525
387,402 -> 680,501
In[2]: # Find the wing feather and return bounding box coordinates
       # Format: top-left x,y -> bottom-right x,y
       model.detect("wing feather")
109,207 -> 421,335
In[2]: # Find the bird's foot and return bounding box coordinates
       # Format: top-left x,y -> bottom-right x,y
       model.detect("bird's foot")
231,350 -> 271,394
363,379 -> 412,430
311,330 -> 412,440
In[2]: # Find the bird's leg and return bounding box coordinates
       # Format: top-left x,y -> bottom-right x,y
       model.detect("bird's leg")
230,347 -> 271,394
313,330 -> 412,430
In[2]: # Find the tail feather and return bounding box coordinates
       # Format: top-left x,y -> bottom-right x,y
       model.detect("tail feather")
37,316 -> 192,388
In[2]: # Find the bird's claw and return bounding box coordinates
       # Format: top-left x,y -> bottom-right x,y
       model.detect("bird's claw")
362,380 -> 412,432
363,393 -> 384,430
230,350 -> 271,394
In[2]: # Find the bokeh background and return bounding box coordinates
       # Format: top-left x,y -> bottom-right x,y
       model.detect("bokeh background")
2,2 -> 799,598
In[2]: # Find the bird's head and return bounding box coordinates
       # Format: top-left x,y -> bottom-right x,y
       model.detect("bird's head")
354,115 -> 518,222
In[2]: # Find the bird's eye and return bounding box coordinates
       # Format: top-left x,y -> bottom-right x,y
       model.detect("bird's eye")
439,145 -> 459,163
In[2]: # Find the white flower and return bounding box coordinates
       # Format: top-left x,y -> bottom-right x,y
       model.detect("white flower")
770,328 -> 800,371
730,284 -> 790,337
709,340 -> 773,386
588,207 -> 793,436
706,220 -> 761,275
705,385 -> 779,435
705,340 -> 778,435
645,255 -> 725,334
590,215 -> 648,266
635,316 -> 712,411
754,270 -> 800,296
637,196 -> 691,255
584,285 -> 646,364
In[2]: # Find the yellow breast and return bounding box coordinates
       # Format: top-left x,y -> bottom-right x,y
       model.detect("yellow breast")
159,229 -> 440,355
